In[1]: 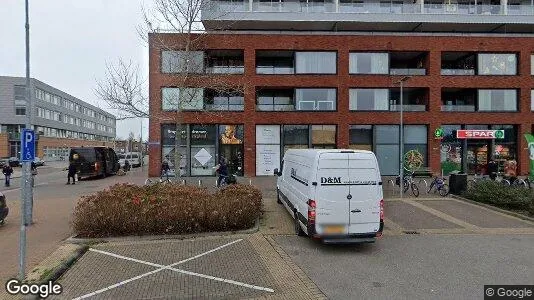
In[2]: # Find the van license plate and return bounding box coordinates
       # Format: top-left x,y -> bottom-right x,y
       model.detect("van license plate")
324,225 -> 344,234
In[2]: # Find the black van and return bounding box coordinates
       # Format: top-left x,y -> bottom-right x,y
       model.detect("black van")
69,147 -> 120,180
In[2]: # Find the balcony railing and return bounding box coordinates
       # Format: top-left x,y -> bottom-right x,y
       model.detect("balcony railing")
389,104 -> 427,112
441,69 -> 476,75
205,66 -> 245,74
206,0 -> 534,15
389,68 -> 427,76
441,105 -> 476,112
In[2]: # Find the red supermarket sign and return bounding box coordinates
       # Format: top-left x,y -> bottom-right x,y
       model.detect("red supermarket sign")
456,130 -> 505,139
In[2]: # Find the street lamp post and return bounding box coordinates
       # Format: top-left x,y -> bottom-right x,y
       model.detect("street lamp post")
397,76 -> 411,200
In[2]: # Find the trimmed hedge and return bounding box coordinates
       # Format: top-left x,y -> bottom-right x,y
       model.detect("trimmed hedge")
463,181 -> 534,215
72,183 -> 262,238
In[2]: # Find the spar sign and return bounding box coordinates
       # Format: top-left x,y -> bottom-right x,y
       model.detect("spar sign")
456,130 -> 505,139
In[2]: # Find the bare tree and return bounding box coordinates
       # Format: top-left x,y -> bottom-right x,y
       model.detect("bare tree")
96,0 -> 247,175
95,59 -> 148,120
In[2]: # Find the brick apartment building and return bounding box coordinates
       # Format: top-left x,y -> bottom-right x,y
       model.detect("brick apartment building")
0,76 -> 116,160
148,1 -> 534,177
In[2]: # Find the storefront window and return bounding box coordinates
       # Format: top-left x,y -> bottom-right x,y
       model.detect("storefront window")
219,125 -> 244,175
440,125 -> 462,175
403,125 -> 428,171
491,125 -> 517,173
349,53 -> 389,74
375,125 -> 399,175
477,53 -> 517,75
161,124 -> 188,176
349,125 -> 372,151
283,125 -> 309,154
190,125 -> 216,176
256,125 -> 281,176
312,125 -> 336,148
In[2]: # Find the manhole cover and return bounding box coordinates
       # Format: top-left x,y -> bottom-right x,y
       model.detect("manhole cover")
403,231 -> 420,235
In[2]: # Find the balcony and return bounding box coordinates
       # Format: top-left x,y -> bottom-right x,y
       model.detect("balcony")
202,0 -> 534,32
389,104 -> 427,112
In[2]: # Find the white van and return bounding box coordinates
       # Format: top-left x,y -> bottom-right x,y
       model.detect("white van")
274,149 -> 384,244
119,152 -> 142,168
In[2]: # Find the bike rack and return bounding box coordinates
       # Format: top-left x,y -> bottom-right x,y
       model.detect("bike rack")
418,179 -> 428,192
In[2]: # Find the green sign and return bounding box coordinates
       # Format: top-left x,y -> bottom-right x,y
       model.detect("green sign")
495,130 -> 505,139
434,127 -> 444,139
525,133 -> 534,180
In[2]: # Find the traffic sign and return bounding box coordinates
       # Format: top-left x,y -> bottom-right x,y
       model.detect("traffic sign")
21,129 -> 35,162
456,130 -> 505,139
434,127 -> 444,139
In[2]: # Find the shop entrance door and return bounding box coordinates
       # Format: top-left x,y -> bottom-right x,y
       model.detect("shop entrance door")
219,144 -> 243,176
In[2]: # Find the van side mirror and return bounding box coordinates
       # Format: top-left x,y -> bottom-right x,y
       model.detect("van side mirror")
273,168 -> 279,176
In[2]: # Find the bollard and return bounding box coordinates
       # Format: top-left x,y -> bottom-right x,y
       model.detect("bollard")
249,179 -> 252,185
198,179 -> 202,187
181,179 -> 186,185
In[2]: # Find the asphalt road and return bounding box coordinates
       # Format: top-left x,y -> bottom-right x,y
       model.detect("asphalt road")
275,234 -> 534,300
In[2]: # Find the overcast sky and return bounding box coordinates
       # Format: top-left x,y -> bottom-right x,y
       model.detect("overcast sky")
0,0 -> 149,140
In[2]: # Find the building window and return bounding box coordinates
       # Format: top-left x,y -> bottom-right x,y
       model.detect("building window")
311,125 -> 336,148
15,107 -> 26,116
256,89 -> 294,111
256,51 -> 294,74
205,90 -> 244,111
531,54 -> 534,75
205,50 -> 244,74
295,88 -> 336,111
349,52 -> 389,74
477,53 -> 517,75
190,124 -> 217,176
349,89 -> 389,111
161,50 -> 204,73
531,90 -> 534,111
349,125 -> 373,151
295,52 -> 336,74
162,87 -> 204,111
14,85 -> 26,100
283,125 -> 309,153
375,125 -> 400,176
477,89 -> 517,111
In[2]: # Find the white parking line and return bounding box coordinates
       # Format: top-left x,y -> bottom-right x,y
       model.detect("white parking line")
73,238 -> 274,299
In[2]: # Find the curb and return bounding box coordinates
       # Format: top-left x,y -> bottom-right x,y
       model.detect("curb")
66,217 -> 260,244
450,194 -> 534,223
23,244 -> 88,300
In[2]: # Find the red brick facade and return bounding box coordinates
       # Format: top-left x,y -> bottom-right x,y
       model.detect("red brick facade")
148,33 -> 534,177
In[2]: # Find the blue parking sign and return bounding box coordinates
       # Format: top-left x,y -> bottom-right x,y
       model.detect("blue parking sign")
21,129 -> 35,162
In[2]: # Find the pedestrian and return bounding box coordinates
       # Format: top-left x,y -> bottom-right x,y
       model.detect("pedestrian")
31,161 -> 37,187
2,164 -> 13,187
67,161 -> 77,185
161,159 -> 170,179
215,157 -> 228,187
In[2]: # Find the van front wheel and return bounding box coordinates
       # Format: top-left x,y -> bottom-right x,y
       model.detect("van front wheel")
294,212 -> 305,236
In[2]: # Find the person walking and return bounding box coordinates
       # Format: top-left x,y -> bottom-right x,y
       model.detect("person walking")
161,159 -> 170,180
67,161 -> 77,185
2,164 -> 13,187
216,157 -> 228,187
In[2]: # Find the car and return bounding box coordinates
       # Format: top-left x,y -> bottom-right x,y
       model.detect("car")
69,147 -> 120,180
0,191 -> 8,225
33,157 -> 45,167
274,149 -> 384,244
8,157 -> 20,167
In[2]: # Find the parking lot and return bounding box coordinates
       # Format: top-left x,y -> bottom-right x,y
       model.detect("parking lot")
50,176 -> 534,299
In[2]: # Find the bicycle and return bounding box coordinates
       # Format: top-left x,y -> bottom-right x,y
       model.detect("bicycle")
395,172 -> 419,197
217,173 -> 238,188
427,176 -> 449,197
467,173 -> 490,190
144,170 -> 172,186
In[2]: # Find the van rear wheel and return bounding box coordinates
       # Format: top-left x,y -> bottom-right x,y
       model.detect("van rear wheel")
276,190 -> 282,204
294,212 -> 305,236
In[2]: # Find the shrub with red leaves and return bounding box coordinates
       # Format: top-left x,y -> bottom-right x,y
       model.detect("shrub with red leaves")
72,183 -> 262,238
